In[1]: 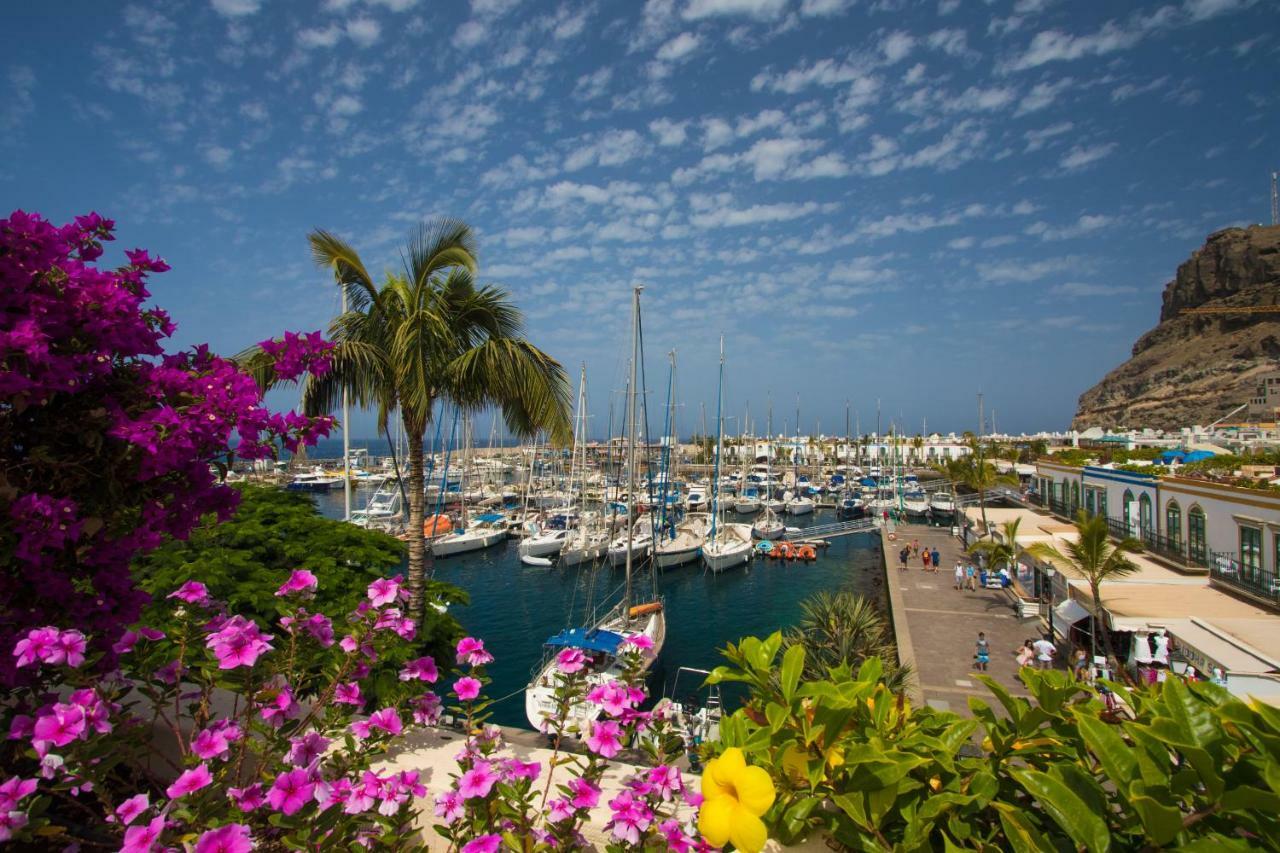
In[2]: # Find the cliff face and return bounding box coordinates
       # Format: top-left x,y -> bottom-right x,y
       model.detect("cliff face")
1073,224 -> 1280,430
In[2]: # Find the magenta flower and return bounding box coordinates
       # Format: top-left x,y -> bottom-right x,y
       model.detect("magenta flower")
259,687 -> 299,728
166,763 -> 212,799
586,719 -> 623,758
268,768 -> 315,816
13,627 -> 59,668
547,797 -> 574,822
586,682 -> 638,717
623,634 -> 654,650
55,630 -> 87,667
458,761 -> 499,799
32,703 -> 86,748
275,569 -> 318,597
0,777 -> 38,812
658,818 -> 698,853
453,676 -> 482,701
194,823 -> 253,853
0,810 -> 28,842
433,789 -> 464,824
205,616 -> 273,670
168,580 -> 211,604
462,835 -> 502,853
302,613 -> 334,646
399,656 -> 439,683
366,577 -> 400,607
227,782 -> 265,812
191,727 -> 230,761
368,707 -> 403,736
504,758 -> 541,782
412,692 -> 443,725
569,777 -> 601,810
556,647 -> 586,673
646,764 -> 683,801
121,815 -> 165,853
334,681 -> 362,706
455,636 -> 493,667
606,788 -> 653,845
287,732 -> 331,766
114,793 -> 149,827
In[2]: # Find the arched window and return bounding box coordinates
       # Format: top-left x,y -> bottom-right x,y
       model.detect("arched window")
1138,493 -> 1153,535
1188,505 -> 1207,563
1071,481 -> 1081,511
1166,500 -> 1182,549
1122,490 -> 1135,526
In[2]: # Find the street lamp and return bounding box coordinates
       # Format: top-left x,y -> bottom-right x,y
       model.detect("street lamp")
1043,564 -> 1057,648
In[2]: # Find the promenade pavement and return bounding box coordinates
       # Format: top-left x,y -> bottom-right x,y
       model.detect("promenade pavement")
886,522 -> 1059,715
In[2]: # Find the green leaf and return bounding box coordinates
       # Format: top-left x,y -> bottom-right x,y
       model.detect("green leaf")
1221,784 -> 1280,812
1161,677 -> 1220,750
993,802 -> 1052,853
780,644 -> 804,702
1075,711 -> 1138,787
765,700 -> 790,734
1128,794 -> 1183,845
1012,768 -> 1112,853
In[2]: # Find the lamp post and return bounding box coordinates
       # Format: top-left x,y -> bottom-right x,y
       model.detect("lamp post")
1043,564 -> 1057,652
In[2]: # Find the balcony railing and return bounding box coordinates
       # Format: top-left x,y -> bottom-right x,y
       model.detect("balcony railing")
1209,553 -> 1280,607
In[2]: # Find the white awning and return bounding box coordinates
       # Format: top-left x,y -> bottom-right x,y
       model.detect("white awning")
1055,598 -> 1092,625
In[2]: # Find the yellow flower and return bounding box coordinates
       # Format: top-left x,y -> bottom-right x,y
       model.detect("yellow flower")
699,747 -> 776,853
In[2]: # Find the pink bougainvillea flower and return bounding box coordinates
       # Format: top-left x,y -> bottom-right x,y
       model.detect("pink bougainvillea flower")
461,835 -> 502,853
191,727 -> 230,761
121,815 -> 166,853
287,732 -> 331,767
32,703 -> 86,748
453,676 -> 482,701
334,681 -> 362,707
547,797 -> 574,823
399,656 -> 438,683
569,777 -> 601,810
622,634 -> 654,650
168,581 -> 211,604
193,823 -> 253,853
586,682 -> 638,717
275,569 -> 318,597
166,763 -> 213,799
368,708 -> 403,736
458,761 -> 499,800
227,783 -> 265,812
205,616 -> 273,670
267,768 -> 315,816
115,793 -> 149,825
556,647 -> 586,673
455,636 -> 493,667
606,788 -> 653,845
366,577 -> 400,607
586,719 -> 623,758
302,612 -> 334,647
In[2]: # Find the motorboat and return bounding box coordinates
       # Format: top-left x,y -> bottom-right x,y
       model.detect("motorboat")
930,491 -> 957,523
518,526 -> 571,558
286,466 -> 345,492
903,489 -> 930,521
685,484 -> 709,512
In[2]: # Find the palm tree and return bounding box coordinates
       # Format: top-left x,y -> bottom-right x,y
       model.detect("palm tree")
1025,510 -> 1141,664
967,517 -> 1021,574
910,434 -> 924,465
961,439 -> 1019,538
249,220 -> 572,615
781,590 -> 912,693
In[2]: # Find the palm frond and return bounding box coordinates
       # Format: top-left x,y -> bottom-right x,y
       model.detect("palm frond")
309,229 -> 380,313
444,338 -> 572,445
405,217 -> 477,293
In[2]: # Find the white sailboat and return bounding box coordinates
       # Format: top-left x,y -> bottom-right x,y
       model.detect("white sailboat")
524,286 -> 665,734
429,415 -> 506,556
785,399 -> 815,516
558,365 -> 610,567
702,336 -> 754,573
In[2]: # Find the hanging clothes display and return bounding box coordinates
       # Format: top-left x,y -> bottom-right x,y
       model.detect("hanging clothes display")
1152,632 -> 1170,666
1131,632 -> 1154,664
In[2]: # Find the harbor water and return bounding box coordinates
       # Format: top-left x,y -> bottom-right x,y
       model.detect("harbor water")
308,490 -> 883,729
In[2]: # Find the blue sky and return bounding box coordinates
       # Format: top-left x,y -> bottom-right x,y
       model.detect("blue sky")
4,0 -> 1276,439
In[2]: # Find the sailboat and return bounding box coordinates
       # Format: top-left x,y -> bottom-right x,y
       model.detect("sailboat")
651,350 -> 705,570
702,337 -> 754,573
784,401 -> 815,516
559,365 -> 611,567
430,414 -> 507,556
524,286 -> 665,733
752,397 -> 786,539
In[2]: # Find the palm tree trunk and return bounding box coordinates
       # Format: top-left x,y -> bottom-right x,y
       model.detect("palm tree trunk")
1090,578 -> 1118,673
405,419 -> 427,617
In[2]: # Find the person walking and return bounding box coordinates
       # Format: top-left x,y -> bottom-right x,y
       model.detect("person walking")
1015,639 -> 1035,669
965,563 -> 977,591
1071,648 -> 1090,682
954,561 -> 964,590
911,538 -> 920,557
921,548 -> 931,571
930,547 -> 941,573
1033,635 -> 1056,670
974,632 -> 990,672
898,546 -> 909,572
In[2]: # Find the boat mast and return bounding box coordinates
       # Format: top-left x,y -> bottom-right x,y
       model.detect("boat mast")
710,335 -> 725,540
624,286 -> 641,622
341,287 -> 352,522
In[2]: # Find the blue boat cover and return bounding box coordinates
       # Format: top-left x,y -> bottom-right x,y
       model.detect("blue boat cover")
544,628 -> 624,654
860,477 -> 877,487
1158,450 -> 1184,462
1180,450 -> 1215,462
475,512 -> 505,522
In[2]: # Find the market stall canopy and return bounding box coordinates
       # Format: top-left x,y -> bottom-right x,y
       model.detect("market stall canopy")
1055,598 -> 1092,625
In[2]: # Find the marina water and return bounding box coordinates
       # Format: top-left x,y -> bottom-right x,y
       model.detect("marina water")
308,489 -> 883,729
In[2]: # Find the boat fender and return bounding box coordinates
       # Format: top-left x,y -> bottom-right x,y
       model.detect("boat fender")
887,533 -> 897,541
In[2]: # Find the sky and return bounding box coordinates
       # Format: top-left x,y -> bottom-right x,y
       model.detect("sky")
3,0 -> 1276,440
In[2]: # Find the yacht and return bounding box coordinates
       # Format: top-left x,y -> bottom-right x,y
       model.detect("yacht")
653,512 -> 708,569
429,513 -> 508,557
606,524 -> 653,566
702,522 -> 754,573
685,483 -> 710,512
929,491 -> 957,523
784,491 -> 816,516
903,489 -> 930,521
286,466 -> 344,492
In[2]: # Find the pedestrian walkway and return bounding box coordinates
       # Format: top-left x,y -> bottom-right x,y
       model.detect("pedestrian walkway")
884,523 -> 1057,715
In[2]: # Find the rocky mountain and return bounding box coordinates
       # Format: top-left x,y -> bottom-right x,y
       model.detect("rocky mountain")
1073,224 -> 1280,430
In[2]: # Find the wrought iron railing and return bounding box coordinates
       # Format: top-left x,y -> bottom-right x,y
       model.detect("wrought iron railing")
1209,552 -> 1280,606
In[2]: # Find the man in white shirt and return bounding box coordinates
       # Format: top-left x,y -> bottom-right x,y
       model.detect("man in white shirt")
1032,636 -> 1056,670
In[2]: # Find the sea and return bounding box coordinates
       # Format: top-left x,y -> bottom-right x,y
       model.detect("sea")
307,487 -> 884,729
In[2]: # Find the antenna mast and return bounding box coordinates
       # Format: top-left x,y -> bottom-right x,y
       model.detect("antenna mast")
1271,170 -> 1278,226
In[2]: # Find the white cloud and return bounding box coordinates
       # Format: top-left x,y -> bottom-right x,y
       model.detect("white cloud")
926,28 -> 970,57
1050,281 -> 1137,296
682,0 -> 789,20
1,66 -> 35,138
657,32 -> 702,61
938,0 -> 960,13
330,94 -> 364,116
800,0 -> 856,15
1059,142 -> 1116,170
563,129 -> 649,171
211,0 -> 261,17
861,120 -> 988,174
690,199 -> 825,228
573,67 -> 613,101
649,117 -> 689,146
1023,121 -> 1073,152
1016,78 -> 1072,114
751,58 -> 873,94
1025,213 -> 1114,240
1111,77 -> 1167,102
345,17 -> 381,47
947,236 -> 975,249
700,117 -> 734,151
1184,0 -> 1255,21
297,25 -> 344,49
455,20 -> 487,47
977,256 -> 1075,283
880,31 -> 916,63
1003,21 -> 1149,71
947,85 -> 1017,112
367,0 -> 420,9
203,145 -> 233,166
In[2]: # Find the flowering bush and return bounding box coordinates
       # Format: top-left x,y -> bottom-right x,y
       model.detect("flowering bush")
1,573 -> 443,849
0,210 -> 335,684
